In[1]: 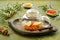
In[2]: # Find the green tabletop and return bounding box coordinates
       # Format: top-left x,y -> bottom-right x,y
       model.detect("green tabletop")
0,0 -> 60,40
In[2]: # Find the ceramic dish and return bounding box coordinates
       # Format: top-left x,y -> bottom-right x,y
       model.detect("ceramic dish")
22,3 -> 33,9
8,18 -> 57,36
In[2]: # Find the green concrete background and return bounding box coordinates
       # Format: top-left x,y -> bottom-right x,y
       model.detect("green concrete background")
0,0 -> 60,40
1,0 -> 60,1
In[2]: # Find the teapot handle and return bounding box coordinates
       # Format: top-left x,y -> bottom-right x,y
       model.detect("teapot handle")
42,16 -> 50,22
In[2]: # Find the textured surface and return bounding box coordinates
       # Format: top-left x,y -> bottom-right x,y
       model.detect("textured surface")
0,0 -> 60,40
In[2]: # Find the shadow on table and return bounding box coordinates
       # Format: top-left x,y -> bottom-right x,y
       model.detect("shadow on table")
13,30 -> 57,38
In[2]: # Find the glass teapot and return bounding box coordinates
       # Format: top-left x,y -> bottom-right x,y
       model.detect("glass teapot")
21,9 -> 50,22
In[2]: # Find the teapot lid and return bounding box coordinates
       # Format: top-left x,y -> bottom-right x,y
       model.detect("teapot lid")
26,9 -> 40,14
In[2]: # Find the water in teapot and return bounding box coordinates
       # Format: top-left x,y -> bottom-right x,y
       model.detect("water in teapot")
22,9 -> 50,22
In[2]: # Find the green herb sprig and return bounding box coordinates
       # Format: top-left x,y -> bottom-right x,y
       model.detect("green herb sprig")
0,3 -> 22,19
